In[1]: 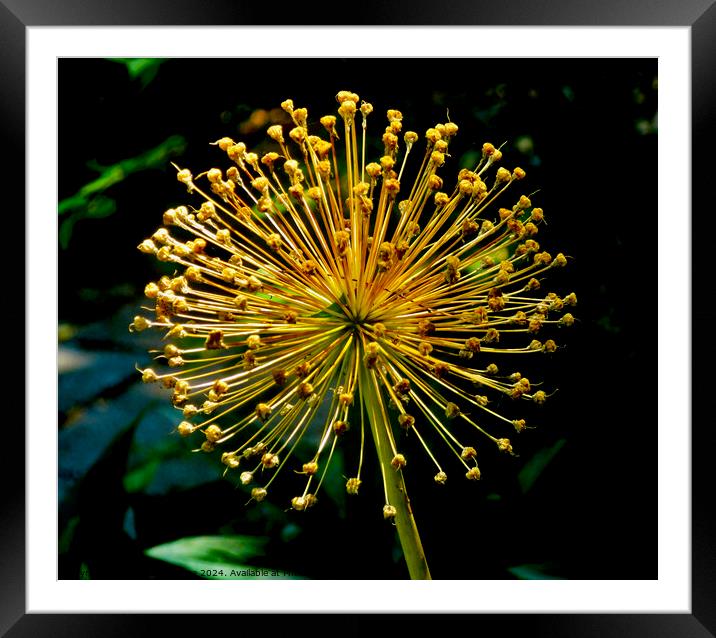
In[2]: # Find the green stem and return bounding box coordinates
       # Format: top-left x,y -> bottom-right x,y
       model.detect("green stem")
382,446 -> 432,580
359,359 -> 432,580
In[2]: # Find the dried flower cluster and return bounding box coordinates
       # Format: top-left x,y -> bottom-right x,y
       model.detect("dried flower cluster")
132,90 -> 575,521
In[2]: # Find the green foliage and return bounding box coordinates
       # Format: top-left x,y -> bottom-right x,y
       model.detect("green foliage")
58,304 -> 329,579
123,458 -> 163,494
108,58 -> 165,88
58,134 -> 186,248
507,563 -> 564,580
518,438 -> 567,494
144,535 -> 303,579
58,347 -> 139,412
458,149 -> 482,171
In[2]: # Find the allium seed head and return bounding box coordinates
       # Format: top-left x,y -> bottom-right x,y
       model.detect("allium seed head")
133,91 -> 574,530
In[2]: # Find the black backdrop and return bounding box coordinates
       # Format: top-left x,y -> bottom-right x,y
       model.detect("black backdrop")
58,57 -> 657,581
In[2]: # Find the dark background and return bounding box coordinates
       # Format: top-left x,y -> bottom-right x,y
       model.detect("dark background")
58,57 -> 657,580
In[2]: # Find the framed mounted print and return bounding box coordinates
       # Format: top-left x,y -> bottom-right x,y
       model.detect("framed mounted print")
4,0 -> 713,634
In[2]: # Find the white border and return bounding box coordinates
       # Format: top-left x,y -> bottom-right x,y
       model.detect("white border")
30,26 -> 690,613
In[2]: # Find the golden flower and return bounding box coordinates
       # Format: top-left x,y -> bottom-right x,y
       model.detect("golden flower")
132,91 -> 575,578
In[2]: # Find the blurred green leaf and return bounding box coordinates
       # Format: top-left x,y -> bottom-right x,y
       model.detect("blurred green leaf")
60,134 -> 186,216
85,194 -> 117,218
518,438 -> 566,494
458,149 -> 481,170
57,194 -> 88,215
123,458 -> 162,494
473,101 -> 504,125
596,311 -> 621,335
507,563 -> 563,580
58,134 -> 186,247
318,446 -> 347,515
109,58 -> 165,87
131,454 -> 224,496
145,535 -> 304,579
123,507 -> 137,540
59,347 -> 140,412
562,85 -> 575,102
58,213 -> 77,249
79,562 -> 91,580
59,384 -> 153,506
280,523 -> 301,543
124,402 -> 224,496
59,515 -> 80,555
71,302 -> 157,350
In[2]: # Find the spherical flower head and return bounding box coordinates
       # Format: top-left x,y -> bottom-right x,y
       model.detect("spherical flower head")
133,90 -> 574,533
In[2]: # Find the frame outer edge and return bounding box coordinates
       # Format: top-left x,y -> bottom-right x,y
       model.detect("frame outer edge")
0,1 -> 28,636
692,1 -> 716,636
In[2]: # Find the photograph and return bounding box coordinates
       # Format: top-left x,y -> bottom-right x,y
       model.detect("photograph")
57,56 -> 658,582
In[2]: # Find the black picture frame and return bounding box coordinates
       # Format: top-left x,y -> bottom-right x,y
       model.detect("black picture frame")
5,0 -> 713,634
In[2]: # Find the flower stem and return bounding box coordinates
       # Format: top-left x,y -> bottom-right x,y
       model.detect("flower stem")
382,448 -> 432,580
360,359 -> 432,580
